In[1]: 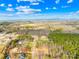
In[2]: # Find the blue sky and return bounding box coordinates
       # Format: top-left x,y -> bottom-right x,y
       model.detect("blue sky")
0,0 -> 79,20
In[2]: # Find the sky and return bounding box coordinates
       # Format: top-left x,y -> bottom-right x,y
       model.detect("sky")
0,0 -> 79,20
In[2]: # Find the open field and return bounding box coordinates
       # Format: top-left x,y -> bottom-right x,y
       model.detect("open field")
0,21 -> 79,59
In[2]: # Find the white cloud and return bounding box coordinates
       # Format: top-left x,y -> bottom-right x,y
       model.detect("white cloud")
17,0 -> 43,2
16,6 -> 28,9
69,11 -> 79,15
0,13 -> 14,17
67,0 -> 73,3
5,14 -> 14,16
19,8 -> 41,12
17,0 -> 20,2
62,6 -> 69,8
76,11 -> 79,14
74,11 -> 79,15
45,7 -> 49,10
52,7 -> 57,10
16,11 -> 34,14
30,2 -> 39,5
55,0 -> 60,4
16,6 -> 41,14
6,8 -> 14,11
0,4 -> 5,7
8,4 -> 12,7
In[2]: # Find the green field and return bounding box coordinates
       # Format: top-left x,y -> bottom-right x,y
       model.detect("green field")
48,32 -> 79,59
